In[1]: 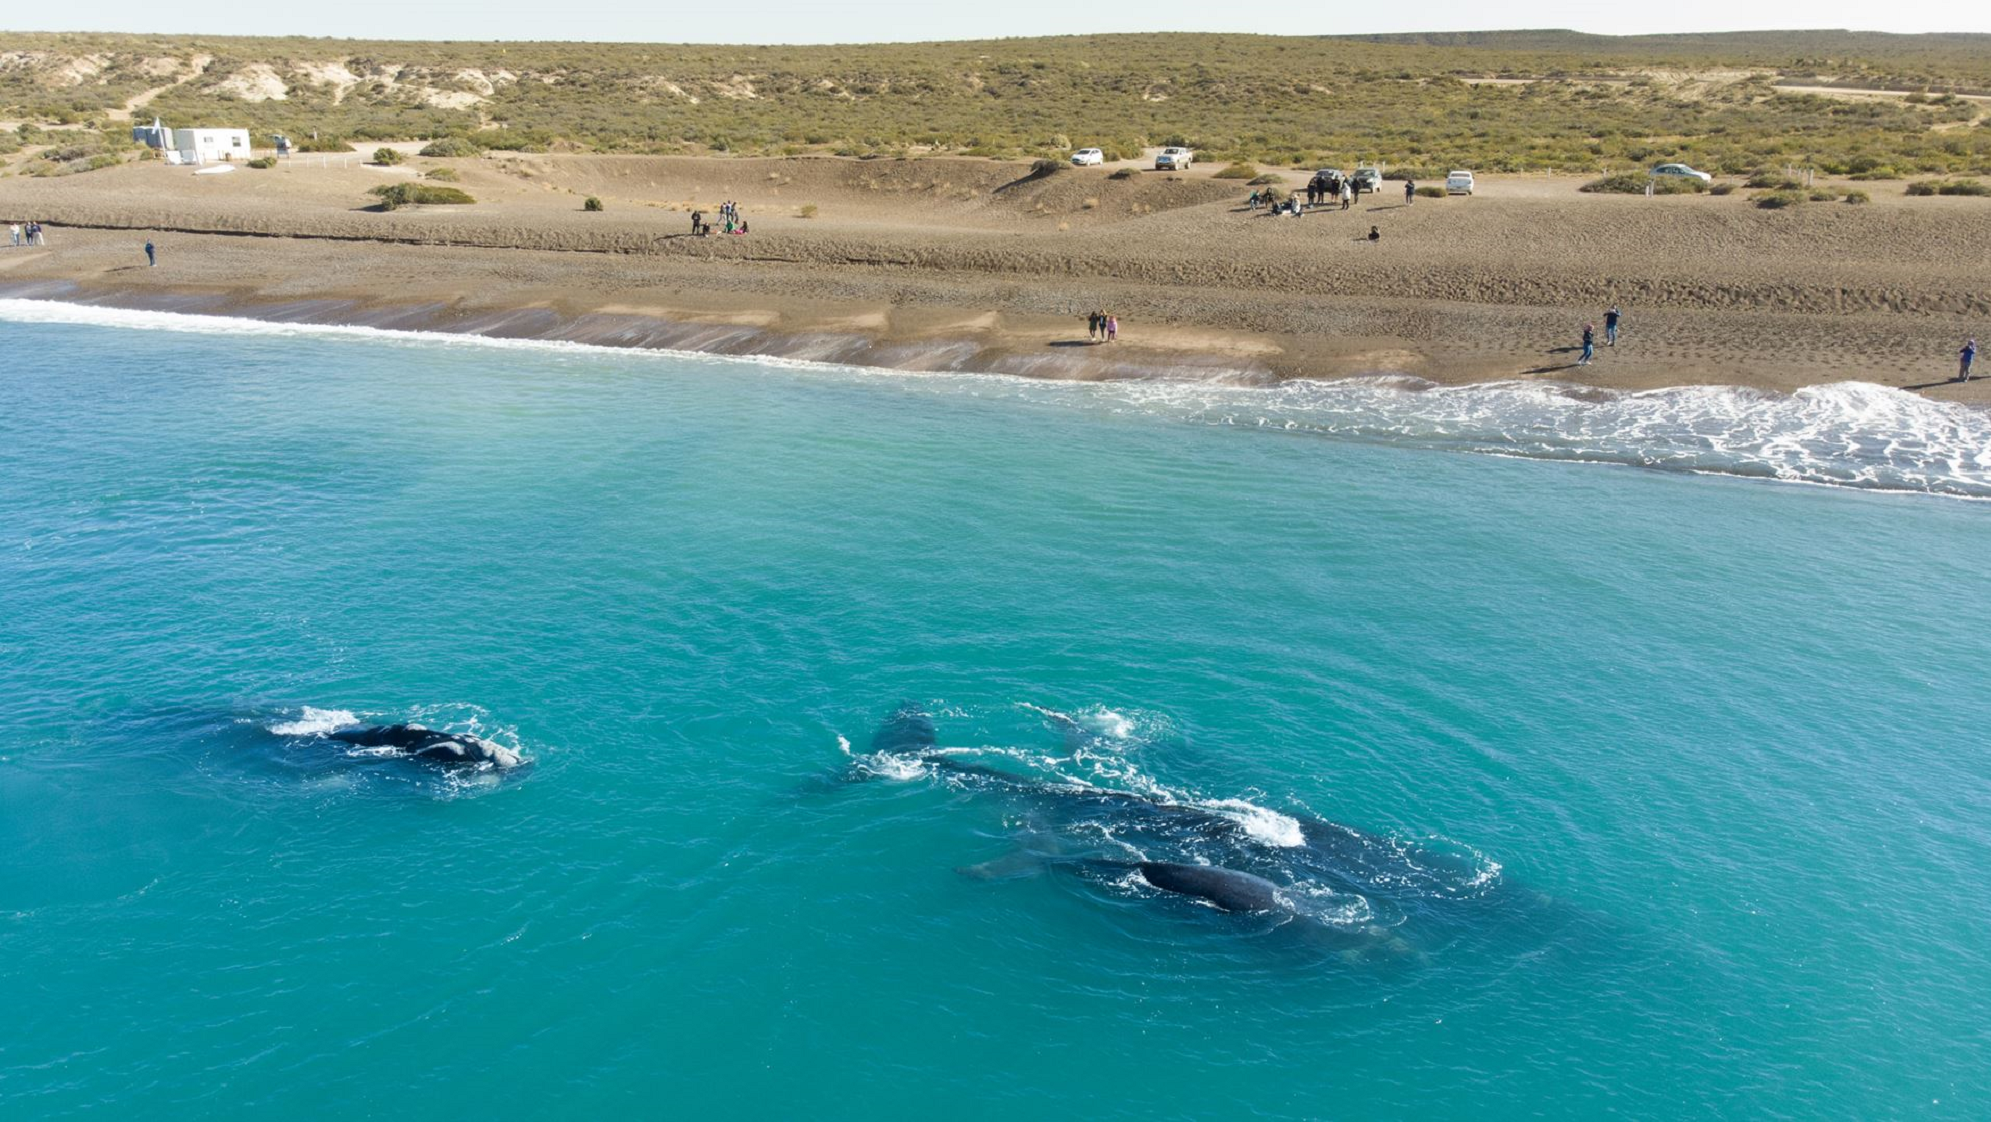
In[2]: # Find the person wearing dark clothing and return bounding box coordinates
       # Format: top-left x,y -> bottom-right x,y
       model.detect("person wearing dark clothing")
691,211 -> 704,235
1367,225 -> 1380,243
1404,180 -> 1415,205
1605,305 -> 1621,346
144,240 -> 154,267
1579,324 -> 1596,366
1962,338 -> 1978,383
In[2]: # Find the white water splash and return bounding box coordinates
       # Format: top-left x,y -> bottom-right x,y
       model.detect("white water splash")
267,707 -> 359,737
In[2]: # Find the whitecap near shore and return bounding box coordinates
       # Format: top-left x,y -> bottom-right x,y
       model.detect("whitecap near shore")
4,296 -> 1985,500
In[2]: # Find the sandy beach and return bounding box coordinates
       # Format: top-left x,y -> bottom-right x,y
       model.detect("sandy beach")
2,153 -> 1985,397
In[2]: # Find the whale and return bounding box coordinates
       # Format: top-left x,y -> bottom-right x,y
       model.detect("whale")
327,723 -> 526,769
858,703 -> 1509,950
1134,861 -> 1285,913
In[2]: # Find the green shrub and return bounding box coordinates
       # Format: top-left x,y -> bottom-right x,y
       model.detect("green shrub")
1709,183 -> 1736,195
293,136 -> 352,153
1746,171 -> 1805,189
1107,167 -> 1135,180
1906,178 -> 1989,196
1582,172 -> 1703,194
1212,163 -> 1258,179
373,147 -> 404,165
1843,189 -> 1870,204
798,203 -> 819,218
368,182 -> 475,209
424,167 -> 460,181
582,195 -> 603,211
1414,184 -> 1447,198
1755,190 -> 1806,209
245,156 -> 277,169
1246,173 -> 1280,185
418,136 -> 486,158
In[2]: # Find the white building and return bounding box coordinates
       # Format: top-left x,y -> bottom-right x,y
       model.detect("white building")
174,128 -> 252,165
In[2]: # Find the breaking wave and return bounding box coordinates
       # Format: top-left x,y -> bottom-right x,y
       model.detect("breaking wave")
6,299 -> 1986,499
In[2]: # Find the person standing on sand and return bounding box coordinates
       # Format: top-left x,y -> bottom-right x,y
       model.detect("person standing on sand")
1579,324 -> 1596,366
1087,310 -> 1099,342
1605,305 -> 1622,346
1962,338 -> 1978,383
690,210 -> 703,236
1107,314 -> 1118,343
1404,179 -> 1415,205
144,241 -> 155,267
1341,181 -> 1352,210
8,223 -> 18,247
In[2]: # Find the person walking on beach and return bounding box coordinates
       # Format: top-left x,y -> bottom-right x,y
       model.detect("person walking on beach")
1578,324 -> 1596,366
1404,179 -> 1415,205
1605,305 -> 1622,347
144,240 -> 155,267
1086,310 -> 1100,342
1106,314 -> 1118,343
1962,338 -> 1978,383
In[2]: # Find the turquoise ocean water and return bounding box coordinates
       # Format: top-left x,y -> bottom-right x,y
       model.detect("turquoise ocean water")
3,302 -> 1989,1117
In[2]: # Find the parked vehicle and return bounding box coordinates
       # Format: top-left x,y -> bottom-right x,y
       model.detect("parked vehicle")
1071,148 -> 1104,167
1155,147 -> 1194,171
1651,163 -> 1713,183
1350,166 -> 1383,193
1446,170 -> 1476,195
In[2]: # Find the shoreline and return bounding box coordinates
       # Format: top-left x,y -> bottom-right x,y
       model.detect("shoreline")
2,156 -> 1986,399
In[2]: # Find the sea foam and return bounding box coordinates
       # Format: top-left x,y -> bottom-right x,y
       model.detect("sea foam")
5,298 -> 1984,498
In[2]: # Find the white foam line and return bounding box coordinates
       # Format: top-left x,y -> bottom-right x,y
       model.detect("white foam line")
8,297 -> 1987,499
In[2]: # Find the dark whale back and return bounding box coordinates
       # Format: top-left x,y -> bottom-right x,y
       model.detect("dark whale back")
327,724 -> 523,769
870,703 -> 937,755
1137,862 -> 1283,913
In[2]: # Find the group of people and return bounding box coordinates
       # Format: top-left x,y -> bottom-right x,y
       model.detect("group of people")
688,201 -> 749,237
9,221 -> 48,247
1249,180 -> 1356,216
1086,310 -> 1120,343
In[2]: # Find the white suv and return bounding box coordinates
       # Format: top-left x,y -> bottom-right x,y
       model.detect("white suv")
1071,148 -> 1104,167
1446,170 -> 1475,195
1154,147 -> 1193,171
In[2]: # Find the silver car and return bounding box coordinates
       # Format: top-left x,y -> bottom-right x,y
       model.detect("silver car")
1154,147 -> 1193,171
1651,163 -> 1713,183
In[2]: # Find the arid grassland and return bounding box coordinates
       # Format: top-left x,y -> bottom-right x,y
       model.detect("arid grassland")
3,30 -> 1989,175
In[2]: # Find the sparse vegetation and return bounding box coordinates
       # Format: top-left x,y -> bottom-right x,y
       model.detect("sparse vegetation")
1,31 -> 1988,174
372,147 -> 404,165
368,182 -> 475,209
1213,163 -> 1259,180
1414,185 -> 1448,198
1905,178 -> 1990,196
1842,189 -> 1870,203
246,156 -> 277,169
424,167 -> 460,181
1754,190 -> 1806,208
418,136 -> 485,158
798,203 -> 819,218
1581,172 -> 1706,194
293,135 -> 353,153
582,195 -> 603,211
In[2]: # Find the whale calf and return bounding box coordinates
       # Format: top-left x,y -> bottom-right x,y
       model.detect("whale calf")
1135,861 -> 1284,913
328,723 -> 525,769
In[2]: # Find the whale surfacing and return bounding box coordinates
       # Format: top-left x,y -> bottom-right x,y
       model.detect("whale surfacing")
328,723 -> 525,769
1137,861 -> 1284,913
